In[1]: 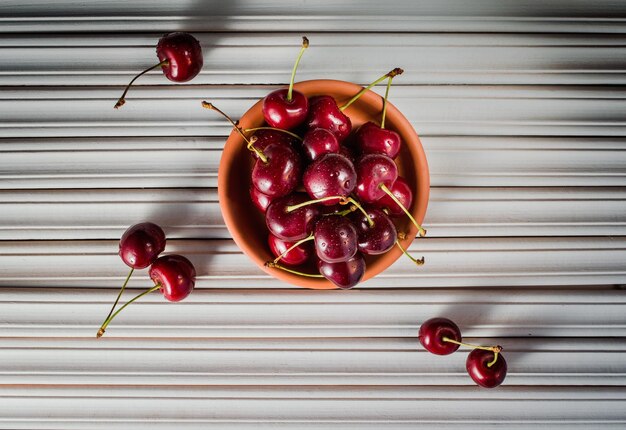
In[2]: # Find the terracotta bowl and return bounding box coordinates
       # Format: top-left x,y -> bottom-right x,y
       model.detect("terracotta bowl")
218,80 -> 429,289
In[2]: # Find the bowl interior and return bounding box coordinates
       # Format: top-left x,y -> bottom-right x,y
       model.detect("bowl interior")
218,79 -> 429,289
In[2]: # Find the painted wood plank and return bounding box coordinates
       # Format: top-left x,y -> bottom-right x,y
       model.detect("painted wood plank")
1,33 -> 626,85
0,187 -> 624,239
0,238 -> 624,288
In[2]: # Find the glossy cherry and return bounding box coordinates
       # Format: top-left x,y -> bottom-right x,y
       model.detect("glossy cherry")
338,145 -> 356,163
115,32 -> 203,108
268,234 -> 312,266
418,317 -> 462,355
318,253 -> 365,289
262,37 -> 309,130
466,348 -> 507,388
354,68 -> 402,158
352,207 -> 397,255
355,121 -> 401,159
313,215 -> 358,263
251,142 -> 302,198
306,95 -> 352,143
355,153 -> 398,203
302,128 -> 340,161
266,193 -> 322,241
149,254 -> 197,302
119,222 -> 166,269
250,186 -> 275,213
303,153 -> 356,205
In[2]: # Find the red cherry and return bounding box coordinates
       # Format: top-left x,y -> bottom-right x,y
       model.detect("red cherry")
306,95 -> 352,142
317,253 -> 365,289
303,153 -> 356,206
114,32 -> 203,109
251,142 -> 302,198
262,37 -> 309,130
302,128 -> 340,161
149,254 -> 196,302
352,207 -> 397,255
355,153 -> 398,203
250,186 -> 275,213
119,222 -> 166,269
249,128 -> 298,159
156,32 -> 203,83
466,348 -> 507,388
266,193 -> 322,241
263,89 -> 309,130
268,234 -> 312,266
355,121 -> 401,159
313,215 -> 358,263
419,317 -> 462,355
373,176 -> 413,217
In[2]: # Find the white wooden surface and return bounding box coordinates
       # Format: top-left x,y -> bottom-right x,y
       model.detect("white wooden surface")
1,1 -> 625,428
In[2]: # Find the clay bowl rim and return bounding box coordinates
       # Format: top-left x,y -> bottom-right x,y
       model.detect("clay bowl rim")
218,79 -> 430,289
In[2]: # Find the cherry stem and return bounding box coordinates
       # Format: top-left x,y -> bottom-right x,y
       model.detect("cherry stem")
265,261 -> 324,278
99,267 -> 134,332
286,196 -> 373,227
114,59 -> 169,109
334,205 -> 358,217
287,36 -> 309,102
273,234 -> 314,264
442,337 -> 503,367
201,101 -> 268,163
395,238 -> 424,266
96,284 -> 161,338
379,183 -> 426,237
380,75 -> 394,129
340,67 -> 404,112
244,127 -> 303,142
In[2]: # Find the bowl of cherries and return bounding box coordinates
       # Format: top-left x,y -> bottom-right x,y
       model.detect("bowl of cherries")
210,37 -> 429,289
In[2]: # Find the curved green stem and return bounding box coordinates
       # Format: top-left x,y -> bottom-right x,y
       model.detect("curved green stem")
380,75 -> 394,129
395,240 -> 424,266
202,101 -> 268,163
244,127 -> 303,142
287,36 -> 309,102
286,195 -> 350,212
273,234 -> 314,264
114,59 -> 169,109
442,337 -> 503,367
346,197 -> 374,227
379,183 -> 426,237
340,67 -> 403,112
265,261 -> 324,278
97,284 -> 161,338
99,267 -> 134,332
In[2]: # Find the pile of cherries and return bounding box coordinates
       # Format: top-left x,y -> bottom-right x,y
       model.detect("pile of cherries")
419,317 -> 507,388
96,222 -> 196,338
203,37 -> 426,289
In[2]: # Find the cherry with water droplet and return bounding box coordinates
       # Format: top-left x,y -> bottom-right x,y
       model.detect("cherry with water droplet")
313,215 -> 358,263
303,153 -> 356,205
268,233 -> 312,266
317,253 -> 365,289
251,142 -> 302,198
352,207 -> 397,255
266,193 -> 322,241
302,128 -> 340,161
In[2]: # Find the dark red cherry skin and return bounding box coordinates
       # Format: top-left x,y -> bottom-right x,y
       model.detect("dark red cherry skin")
119,222 -> 166,269
352,207 -> 397,255
313,215 -> 358,263
268,234 -> 312,266
302,128 -> 340,161
250,186 -> 275,213
419,317 -> 462,355
303,153 -> 356,206
355,121 -> 401,159
373,176 -> 413,217
252,143 -> 302,198
306,95 -> 352,142
263,89 -> 309,130
156,32 -> 203,83
266,193 -> 322,241
318,253 -> 365,289
355,153 -> 398,203
466,349 -> 507,388
148,254 -> 196,302
249,128 -> 298,160
338,145 -> 356,164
